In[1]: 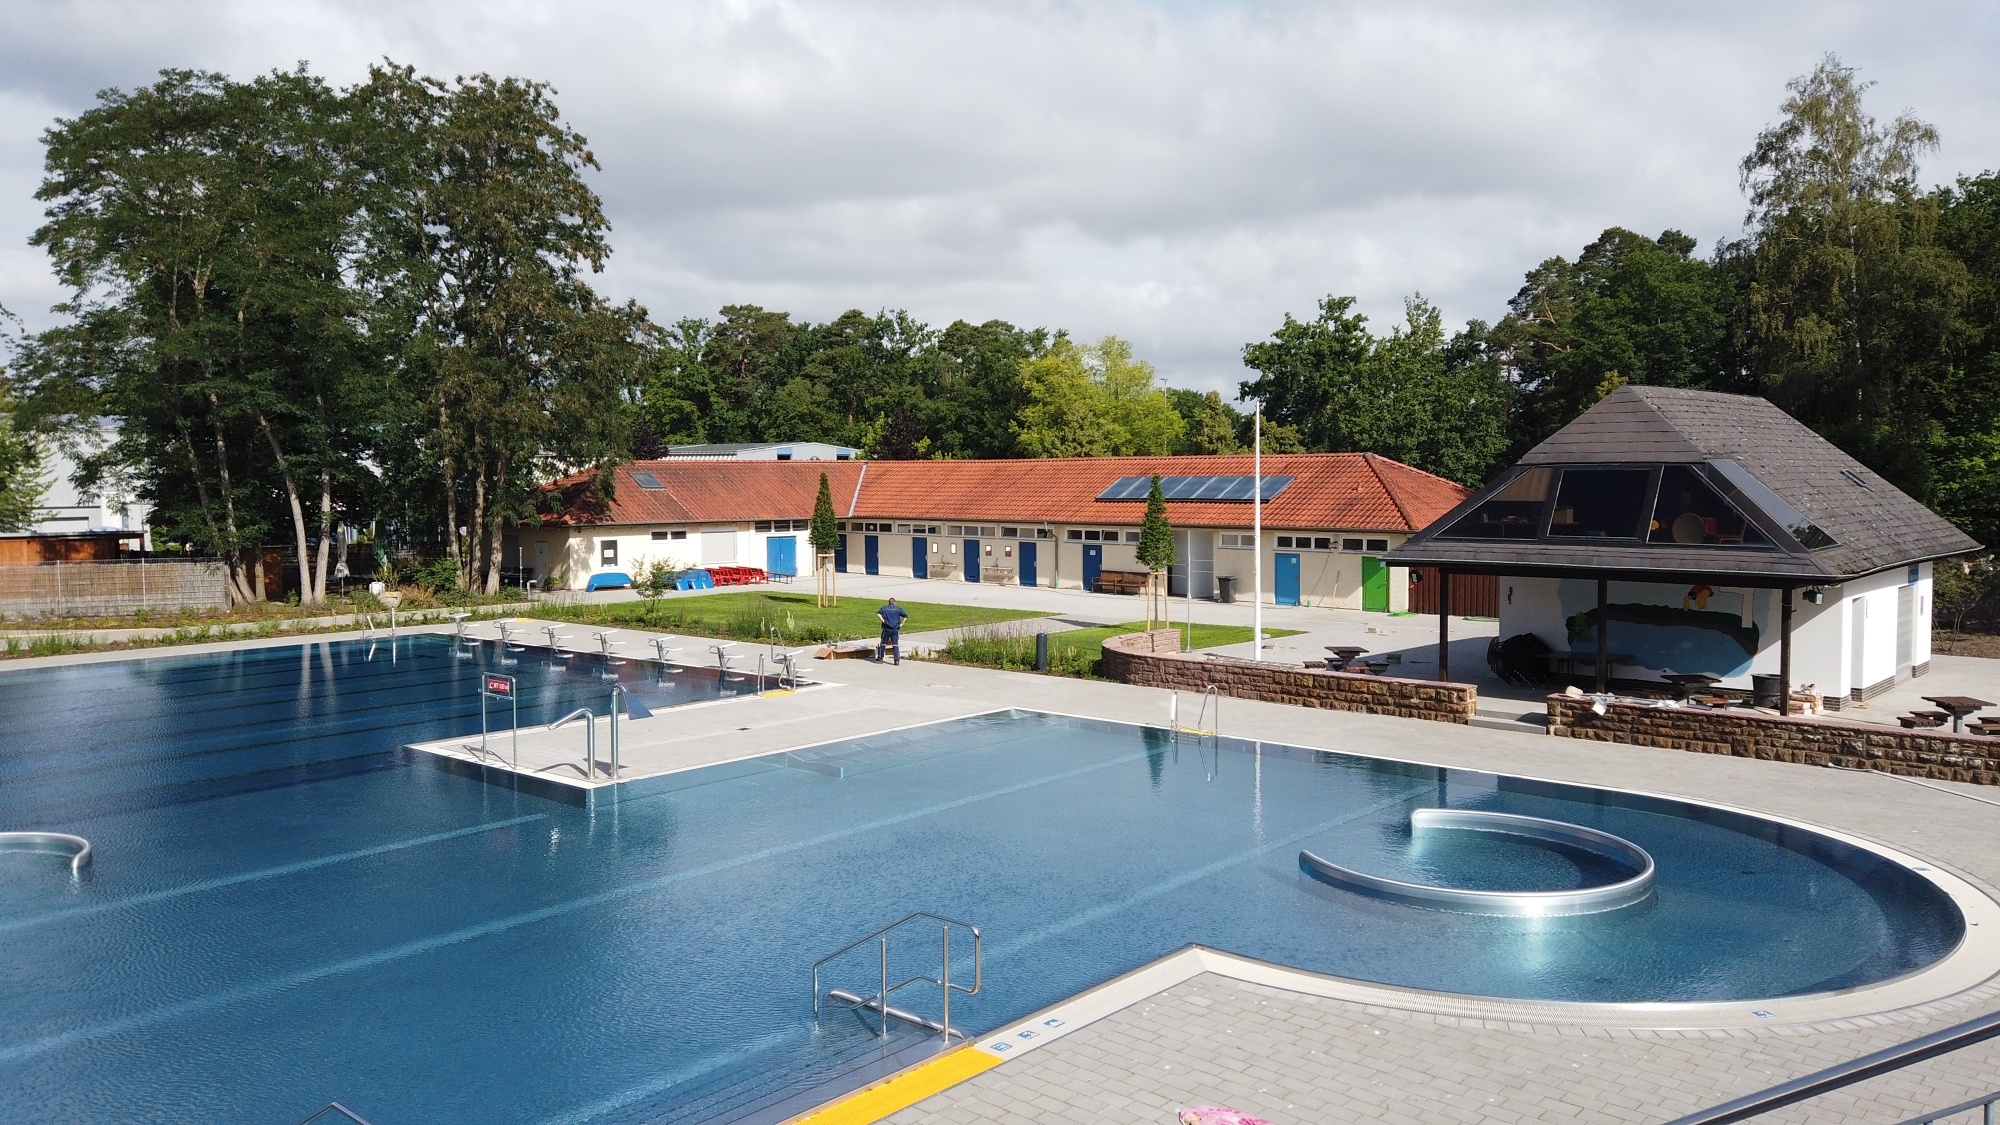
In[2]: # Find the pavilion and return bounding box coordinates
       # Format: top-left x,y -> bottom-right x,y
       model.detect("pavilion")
1386,385 -> 1981,710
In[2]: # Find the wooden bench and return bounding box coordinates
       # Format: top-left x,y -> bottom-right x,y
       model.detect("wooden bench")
1094,569 -> 1152,595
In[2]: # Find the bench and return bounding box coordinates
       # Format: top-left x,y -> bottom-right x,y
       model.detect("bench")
981,566 -> 1016,585
1094,569 -> 1152,595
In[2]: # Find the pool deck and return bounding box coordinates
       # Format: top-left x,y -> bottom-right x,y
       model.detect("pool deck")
13,587 -> 2000,1123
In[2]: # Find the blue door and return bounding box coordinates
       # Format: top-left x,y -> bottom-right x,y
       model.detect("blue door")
834,534 -> 848,573
964,539 -> 980,582
912,536 -> 928,579
1083,544 -> 1102,592
1019,542 -> 1037,587
1276,551 -> 1301,606
864,535 -> 880,575
766,535 -> 798,577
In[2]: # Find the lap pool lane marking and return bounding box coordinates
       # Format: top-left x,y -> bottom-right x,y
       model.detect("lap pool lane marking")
782,783 -> 1436,1125
0,748 -> 1156,1068
0,813 -> 550,936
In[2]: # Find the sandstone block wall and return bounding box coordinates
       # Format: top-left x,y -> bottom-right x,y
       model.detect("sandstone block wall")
1101,629 -> 1478,724
1548,695 -> 2000,785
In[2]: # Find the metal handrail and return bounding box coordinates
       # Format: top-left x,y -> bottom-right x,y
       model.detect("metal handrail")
551,708 -> 597,780
1663,1008 -> 2000,1124
296,1103 -> 374,1125
812,912 -> 981,1041
1901,1091 -> 2000,1125
0,831 -> 91,876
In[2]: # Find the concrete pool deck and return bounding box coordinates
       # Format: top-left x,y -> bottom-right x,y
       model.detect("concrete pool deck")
11,593 -> 2000,1123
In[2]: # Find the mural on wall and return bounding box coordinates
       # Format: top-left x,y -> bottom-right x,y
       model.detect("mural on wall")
1562,581 -> 1762,676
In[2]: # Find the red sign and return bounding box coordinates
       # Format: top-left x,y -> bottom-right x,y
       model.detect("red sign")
484,675 -> 513,696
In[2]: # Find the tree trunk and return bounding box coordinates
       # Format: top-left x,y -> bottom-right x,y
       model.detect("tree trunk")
484,454 -> 508,595
468,461 -> 488,593
208,406 -> 258,606
313,463 -> 334,603
257,411 -> 318,606
179,426 -> 255,605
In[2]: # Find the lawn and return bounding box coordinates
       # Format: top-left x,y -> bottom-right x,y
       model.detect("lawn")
524,590 -> 1049,644
926,619 -> 1304,679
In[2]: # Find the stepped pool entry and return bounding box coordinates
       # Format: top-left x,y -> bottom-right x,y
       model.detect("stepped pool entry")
0,638 -> 1982,1124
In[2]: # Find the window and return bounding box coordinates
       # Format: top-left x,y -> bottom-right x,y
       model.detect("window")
1082,530 -> 1101,541
1437,467 -> 1554,540
895,524 -> 912,534
1067,529 -> 1083,541
1547,468 -> 1651,539
1220,533 -> 1255,549
753,520 -> 772,533
599,539 -> 619,565
649,529 -> 688,541
792,519 -> 812,531
1000,527 -> 1021,538
631,471 -> 664,490
1276,535 -> 1295,548
836,521 -> 847,531
1123,531 -> 1141,543
1035,528 -> 1053,539
1341,537 -> 1364,552
1708,459 -> 1836,549
1364,538 -> 1388,552
1647,465 -> 1771,548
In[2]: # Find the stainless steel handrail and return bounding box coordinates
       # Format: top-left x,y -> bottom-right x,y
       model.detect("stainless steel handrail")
0,831 -> 91,876
550,708 -> 597,780
296,1102 -> 374,1125
812,911 -> 981,1041
1662,1008 -> 2000,1124
1900,1091 -> 2000,1125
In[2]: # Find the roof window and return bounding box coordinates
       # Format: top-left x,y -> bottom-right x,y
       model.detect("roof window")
631,471 -> 664,490
1436,467 -> 1552,540
1647,465 -> 1770,548
1708,459 -> 1837,549
1546,468 -> 1650,540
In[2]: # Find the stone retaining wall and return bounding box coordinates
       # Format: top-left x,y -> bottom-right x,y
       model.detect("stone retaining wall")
1548,695 -> 2000,785
1101,629 -> 1478,724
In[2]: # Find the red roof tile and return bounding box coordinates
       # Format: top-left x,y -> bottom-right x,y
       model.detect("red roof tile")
548,454 -> 1468,532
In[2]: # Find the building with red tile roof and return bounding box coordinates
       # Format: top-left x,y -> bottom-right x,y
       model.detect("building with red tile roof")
519,453 -> 1469,610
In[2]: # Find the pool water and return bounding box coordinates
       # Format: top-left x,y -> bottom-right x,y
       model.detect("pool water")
0,638 -> 1964,1124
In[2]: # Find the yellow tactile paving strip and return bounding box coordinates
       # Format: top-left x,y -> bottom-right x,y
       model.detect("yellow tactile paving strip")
786,1045 -> 1004,1125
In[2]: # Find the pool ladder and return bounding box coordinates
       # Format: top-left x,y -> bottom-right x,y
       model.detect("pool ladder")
1169,685 -> 1222,738
813,912 -> 981,1042
295,1103 -> 373,1125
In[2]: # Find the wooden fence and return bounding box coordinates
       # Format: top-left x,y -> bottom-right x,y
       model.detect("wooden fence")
0,559 -> 230,619
1404,568 -> 1500,617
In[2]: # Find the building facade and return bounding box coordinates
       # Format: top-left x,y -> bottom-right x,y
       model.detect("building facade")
521,454 -> 1469,610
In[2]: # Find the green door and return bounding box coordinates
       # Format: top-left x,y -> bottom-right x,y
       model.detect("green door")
1361,555 -> 1389,612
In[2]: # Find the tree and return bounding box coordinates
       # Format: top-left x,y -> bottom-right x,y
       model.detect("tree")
1928,173 -> 2000,550
356,63 -> 643,594
633,557 -> 683,623
0,359 -> 44,533
1168,389 -> 1246,454
1136,474 -> 1176,629
21,68 -> 376,605
810,470 -> 840,607
1731,54 -> 1967,500
1240,296 -> 1512,484
1490,228 -> 1738,453
1015,336 -> 1184,457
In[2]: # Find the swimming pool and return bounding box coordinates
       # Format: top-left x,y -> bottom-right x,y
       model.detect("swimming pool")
0,637 -> 1969,1123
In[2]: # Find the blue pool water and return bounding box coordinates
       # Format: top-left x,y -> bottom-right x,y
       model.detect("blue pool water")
0,637 -> 1964,1123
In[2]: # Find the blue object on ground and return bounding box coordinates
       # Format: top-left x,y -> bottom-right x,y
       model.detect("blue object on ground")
585,571 -> 633,591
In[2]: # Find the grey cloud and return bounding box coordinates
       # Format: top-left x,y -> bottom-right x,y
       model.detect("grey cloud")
3,0 -> 1998,393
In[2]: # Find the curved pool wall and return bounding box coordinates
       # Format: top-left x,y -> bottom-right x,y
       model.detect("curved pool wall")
0,640 -> 1981,1125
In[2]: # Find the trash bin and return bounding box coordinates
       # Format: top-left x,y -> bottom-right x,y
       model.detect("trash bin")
1751,673 -> 1783,710
1216,575 -> 1237,604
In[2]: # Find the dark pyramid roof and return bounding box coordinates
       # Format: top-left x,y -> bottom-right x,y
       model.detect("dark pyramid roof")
1389,385 -> 1980,583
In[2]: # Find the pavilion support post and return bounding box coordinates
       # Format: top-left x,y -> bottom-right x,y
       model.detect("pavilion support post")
1437,570 -> 1452,682
1595,577 -> 1609,693
1780,586 -> 1795,716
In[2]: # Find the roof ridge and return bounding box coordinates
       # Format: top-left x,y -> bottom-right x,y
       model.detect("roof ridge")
1362,453 -> 1415,530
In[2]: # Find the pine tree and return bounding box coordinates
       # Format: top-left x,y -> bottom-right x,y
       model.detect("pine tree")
1136,474 -> 1176,628
811,471 -> 841,607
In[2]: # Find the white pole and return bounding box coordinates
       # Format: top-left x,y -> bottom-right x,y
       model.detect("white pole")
1252,405 -> 1263,662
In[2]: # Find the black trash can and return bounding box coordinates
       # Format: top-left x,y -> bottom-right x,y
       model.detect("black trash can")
1751,673 -> 1783,710
1216,575 -> 1237,604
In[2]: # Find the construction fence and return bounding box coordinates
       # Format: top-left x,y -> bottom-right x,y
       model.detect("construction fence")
0,559 -> 231,619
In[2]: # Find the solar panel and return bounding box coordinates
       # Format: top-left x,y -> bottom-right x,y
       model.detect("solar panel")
1094,474 -> 1294,502
631,471 -> 664,490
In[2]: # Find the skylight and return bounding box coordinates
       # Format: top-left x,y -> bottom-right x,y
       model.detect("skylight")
1096,475 -> 1293,502
631,471 -> 664,490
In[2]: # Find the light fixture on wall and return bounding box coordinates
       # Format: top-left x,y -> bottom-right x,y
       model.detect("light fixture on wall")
1802,587 -> 1826,605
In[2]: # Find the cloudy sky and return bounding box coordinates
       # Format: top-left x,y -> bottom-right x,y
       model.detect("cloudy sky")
2,1 -> 1998,392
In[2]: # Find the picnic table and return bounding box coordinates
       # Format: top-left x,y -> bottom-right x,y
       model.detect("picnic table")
1662,672 -> 1723,702
1923,695 -> 1994,734
1325,645 -> 1369,671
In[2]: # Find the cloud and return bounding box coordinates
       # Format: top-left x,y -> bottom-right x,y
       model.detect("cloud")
3,0 -> 1997,390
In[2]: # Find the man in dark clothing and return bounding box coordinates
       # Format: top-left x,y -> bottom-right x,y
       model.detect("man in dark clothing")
876,598 -> 908,664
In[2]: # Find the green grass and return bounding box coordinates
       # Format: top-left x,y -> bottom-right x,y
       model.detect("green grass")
525,591 -> 1048,645
926,619 -> 1303,679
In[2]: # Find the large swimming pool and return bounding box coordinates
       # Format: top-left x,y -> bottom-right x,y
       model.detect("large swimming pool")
0,636 -> 1967,1123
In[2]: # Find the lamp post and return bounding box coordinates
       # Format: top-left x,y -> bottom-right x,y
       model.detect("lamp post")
1252,404 -> 1263,663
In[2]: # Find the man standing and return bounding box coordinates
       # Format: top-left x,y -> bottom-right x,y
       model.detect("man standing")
876,597 -> 909,664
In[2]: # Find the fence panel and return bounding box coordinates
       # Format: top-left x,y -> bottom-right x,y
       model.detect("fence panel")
1405,568 -> 1500,617
0,559 -> 230,619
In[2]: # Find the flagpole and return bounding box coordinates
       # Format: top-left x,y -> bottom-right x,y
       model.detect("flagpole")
1252,404 -> 1263,662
